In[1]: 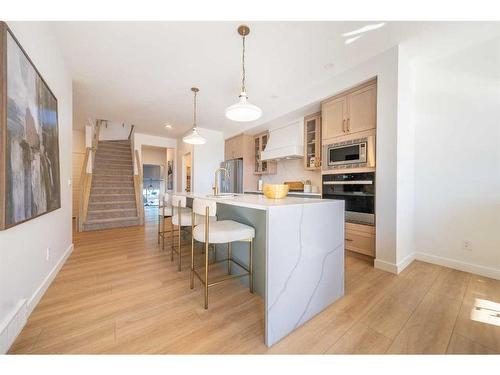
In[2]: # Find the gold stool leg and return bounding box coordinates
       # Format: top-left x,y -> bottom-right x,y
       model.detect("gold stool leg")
170,225 -> 174,262
161,215 -> 165,252
190,210 -> 195,289
227,243 -> 232,275
204,206 -> 210,309
249,239 -> 254,294
178,225 -> 182,272
157,212 -> 161,244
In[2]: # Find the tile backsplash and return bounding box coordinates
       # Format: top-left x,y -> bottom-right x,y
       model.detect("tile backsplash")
261,159 -> 321,191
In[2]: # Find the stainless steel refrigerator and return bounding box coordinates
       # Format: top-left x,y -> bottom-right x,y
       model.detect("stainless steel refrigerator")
219,159 -> 243,194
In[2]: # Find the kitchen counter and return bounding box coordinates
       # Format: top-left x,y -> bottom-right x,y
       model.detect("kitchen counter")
174,192 -> 344,347
244,190 -> 322,198
175,192 -> 324,210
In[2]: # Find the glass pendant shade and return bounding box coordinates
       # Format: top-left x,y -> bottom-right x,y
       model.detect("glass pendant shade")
225,92 -> 262,122
182,127 -> 206,144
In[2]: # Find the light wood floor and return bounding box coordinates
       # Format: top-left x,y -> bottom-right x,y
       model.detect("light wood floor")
9,208 -> 500,354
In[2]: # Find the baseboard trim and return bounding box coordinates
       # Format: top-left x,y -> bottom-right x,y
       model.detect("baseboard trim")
374,252 -> 415,275
27,243 -> 74,314
2,243 -> 73,353
415,252 -> 500,281
374,258 -> 398,274
396,252 -> 415,273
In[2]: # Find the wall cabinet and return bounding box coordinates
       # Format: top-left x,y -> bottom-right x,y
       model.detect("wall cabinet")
345,222 -> 375,257
224,135 -> 244,160
322,80 -> 377,143
304,113 -> 322,170
254,131 -> 276,175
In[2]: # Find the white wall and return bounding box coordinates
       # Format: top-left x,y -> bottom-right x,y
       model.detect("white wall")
394,45 -> 417,270
176,138 -> 193,193
99,121 -> 133,141
142,146 -> 167,166
412,37 -> 500,279
0,22 -> 73,352
192,127 -> 225,195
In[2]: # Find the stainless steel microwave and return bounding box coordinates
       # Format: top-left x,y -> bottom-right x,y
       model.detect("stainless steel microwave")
324,136 -> 375,170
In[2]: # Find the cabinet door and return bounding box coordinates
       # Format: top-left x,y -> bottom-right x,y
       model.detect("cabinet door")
254,136 -> 261,173
232,135 -> 243,159
304,115 -> 321,170
322,96 -> 347,140
261,134 -> 268,173
224,139 -> 231,160
347,84 -> 376,134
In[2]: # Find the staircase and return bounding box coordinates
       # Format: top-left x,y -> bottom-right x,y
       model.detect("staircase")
83,140 -> 140,231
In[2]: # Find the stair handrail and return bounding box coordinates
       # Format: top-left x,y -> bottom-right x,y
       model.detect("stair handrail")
77,119 -> 102,232
134,149 -> 145,225
128,124 -> 135,140
78,147 -> 92,232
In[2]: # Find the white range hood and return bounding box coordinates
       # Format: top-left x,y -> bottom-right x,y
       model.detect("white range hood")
261,118 -> 304,161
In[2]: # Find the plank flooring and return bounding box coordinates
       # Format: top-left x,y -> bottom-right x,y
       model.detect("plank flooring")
8,208 -> 500,354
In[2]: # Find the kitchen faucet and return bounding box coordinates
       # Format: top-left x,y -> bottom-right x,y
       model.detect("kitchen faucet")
213,167 -> 229,196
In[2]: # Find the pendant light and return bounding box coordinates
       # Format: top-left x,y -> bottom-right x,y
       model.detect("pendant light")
183,87 -> 206,145
225,25 -> 262,122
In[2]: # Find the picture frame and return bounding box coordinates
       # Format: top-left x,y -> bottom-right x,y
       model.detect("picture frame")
0,22 -> 61,230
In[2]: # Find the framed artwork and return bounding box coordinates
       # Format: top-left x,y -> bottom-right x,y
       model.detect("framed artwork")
0,22 -> 61,230
167,160 -> 173,190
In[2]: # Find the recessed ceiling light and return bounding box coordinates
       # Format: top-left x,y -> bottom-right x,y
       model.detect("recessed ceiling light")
323,62 -> 335,70
345,35 -> 363,45
270,95 -> 278,99
341,22 -> 386,37
164,124 -> 172,129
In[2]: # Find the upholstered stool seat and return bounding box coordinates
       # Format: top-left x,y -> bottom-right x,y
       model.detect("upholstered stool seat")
190,198 -> 255,309
193,220 -> 255,244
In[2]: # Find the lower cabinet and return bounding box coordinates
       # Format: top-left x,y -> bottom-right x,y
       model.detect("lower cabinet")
345,222 -> 375,257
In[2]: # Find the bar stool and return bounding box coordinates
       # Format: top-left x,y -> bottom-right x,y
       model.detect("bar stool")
170,195 -> 196,271
190,198 -> 255,309
158,193 -> 173,251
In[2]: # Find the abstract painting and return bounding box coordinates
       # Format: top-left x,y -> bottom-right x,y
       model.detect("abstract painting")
0,23 -> 60,230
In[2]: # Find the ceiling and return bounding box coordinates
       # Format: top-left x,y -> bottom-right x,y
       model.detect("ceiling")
51,21 -> 439,138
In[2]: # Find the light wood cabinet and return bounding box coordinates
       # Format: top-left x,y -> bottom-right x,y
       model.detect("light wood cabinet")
347,84 -> 377,134
345,222 -> 375,257
224,135 -> 244,160
322,96 -> 347,140
254,131 -> 276,175
304,113 -> 322,170
322,79 -> 377,143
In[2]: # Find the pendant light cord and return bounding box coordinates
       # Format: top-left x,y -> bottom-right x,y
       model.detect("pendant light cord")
241,34 -> 246,93
193,89 -> 197,128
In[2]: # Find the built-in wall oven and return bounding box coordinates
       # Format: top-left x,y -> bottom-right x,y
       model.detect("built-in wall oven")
323,136 -> 375,171
322,172 -> 375,225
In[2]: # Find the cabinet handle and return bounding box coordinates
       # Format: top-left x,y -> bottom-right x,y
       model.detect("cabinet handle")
342,119 -> 346,132
345,238 -> 353,242
347,118 -> 350,132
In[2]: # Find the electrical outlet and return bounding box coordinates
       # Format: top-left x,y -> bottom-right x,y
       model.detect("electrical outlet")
462,241 -> 473,251
46,247 -> 50,261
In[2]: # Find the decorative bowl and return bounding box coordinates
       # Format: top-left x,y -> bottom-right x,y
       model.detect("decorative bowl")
262,184 -> 289,199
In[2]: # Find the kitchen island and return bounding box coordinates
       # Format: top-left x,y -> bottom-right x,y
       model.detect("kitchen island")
176,193 -> 344,347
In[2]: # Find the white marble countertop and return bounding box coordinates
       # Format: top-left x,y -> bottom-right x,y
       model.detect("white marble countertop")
245,190 -> 322,197
172,192 -> 336,211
